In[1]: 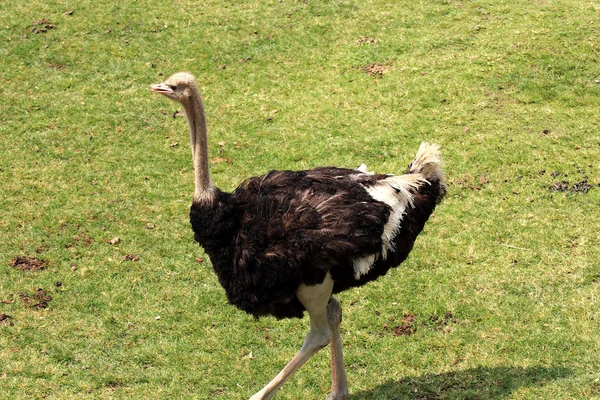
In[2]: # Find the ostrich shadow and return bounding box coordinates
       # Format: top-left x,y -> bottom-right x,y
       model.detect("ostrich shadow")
350,365 -> 572,399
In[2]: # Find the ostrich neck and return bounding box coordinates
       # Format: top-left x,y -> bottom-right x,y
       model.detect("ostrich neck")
182,88 -> 215,203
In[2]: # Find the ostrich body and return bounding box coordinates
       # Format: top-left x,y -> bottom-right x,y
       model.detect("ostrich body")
151,72 -> 446,400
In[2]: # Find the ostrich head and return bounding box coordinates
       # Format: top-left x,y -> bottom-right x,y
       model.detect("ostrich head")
150,72 -> 197,103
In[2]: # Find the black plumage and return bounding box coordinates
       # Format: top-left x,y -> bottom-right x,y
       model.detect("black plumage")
151,72 -> 446,400
190,167 -> 444,319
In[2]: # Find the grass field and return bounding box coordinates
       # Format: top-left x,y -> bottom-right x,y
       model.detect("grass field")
1,1 -> 599,399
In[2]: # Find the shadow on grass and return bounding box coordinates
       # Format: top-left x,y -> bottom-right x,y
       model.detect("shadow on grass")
351,365 -> 573,400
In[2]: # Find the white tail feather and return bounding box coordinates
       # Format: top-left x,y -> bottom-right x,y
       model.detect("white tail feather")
352,143 -> 444,279
408,142 -> 444,184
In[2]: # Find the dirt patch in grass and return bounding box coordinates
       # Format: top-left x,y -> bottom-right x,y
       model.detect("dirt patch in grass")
71,232 -> 94,247
426,312 -> 460,335
363,63 -> 389,77
382,312 -> 462,337
31,19 -> 55,34
211,156 -> 233,164
547,170 -> 597,194
549,179 -> 594,194
9,256 -> 47,271
355,36 -> 377,44
121,254 -> 140,262
104,380 -> 123,390
451,174 -> 490,191
392,313 -> 417,336
0,314 -> 14,326
20,288 -> 52,309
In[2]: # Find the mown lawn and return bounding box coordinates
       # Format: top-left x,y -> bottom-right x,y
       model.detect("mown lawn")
1,1 -> 599,399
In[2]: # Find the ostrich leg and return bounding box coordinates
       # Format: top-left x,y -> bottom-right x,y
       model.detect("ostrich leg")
249,275 -> 335,400
326,297 -> 349,400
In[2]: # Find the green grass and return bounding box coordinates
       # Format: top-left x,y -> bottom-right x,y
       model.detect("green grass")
1,0 -> 599,399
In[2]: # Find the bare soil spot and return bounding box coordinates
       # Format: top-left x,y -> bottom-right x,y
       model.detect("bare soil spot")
46,62 -> 66,70
355,36 -> 377,45
35,245 -> 49,254
363,63 -> 389,77
450,174 -> 489,191
549,181 -> 569,192
31,19 -> 55,34
0,314 -> 14,326
104,380 -> 122,390
393,313 -> 417,336
20,288 -> 52,309
383,312 -> 461,336
426,312 -> 460,335
71,233 -> 94,247
211,156 -> 233,164
549,179 -> 594,194
9,256 -> 47,271
121,254 -> 140,262
548,169 -> 597,194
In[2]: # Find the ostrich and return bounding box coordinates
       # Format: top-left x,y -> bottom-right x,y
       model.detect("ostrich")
151,72 -> 446,400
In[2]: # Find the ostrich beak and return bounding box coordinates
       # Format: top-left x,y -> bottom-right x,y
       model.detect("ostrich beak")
150,83 -> 173,94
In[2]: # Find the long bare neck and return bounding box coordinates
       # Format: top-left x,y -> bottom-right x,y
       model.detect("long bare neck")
181,86 -> 215,203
